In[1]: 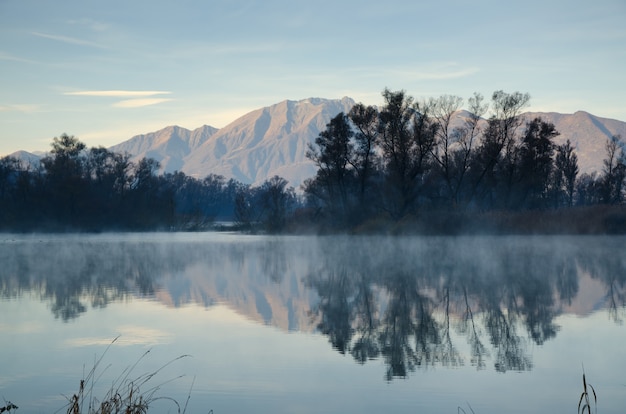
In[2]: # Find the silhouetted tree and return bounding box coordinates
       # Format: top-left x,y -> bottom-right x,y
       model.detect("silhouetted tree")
305,112 -> 356,225
516,118 -> 558,209
447,93 -> 488,209
600,135 -> 626,204
234,184 -> 256,230
553,139 -> 579,207
430,95 -> 464,206
41,133 -> 88,225
0,156 -> 24,226
258,175 -> 296,232
576,172 -> 603,206
378,89 -> 437,218
347,103 -> 380,215
468,91 -> 530,209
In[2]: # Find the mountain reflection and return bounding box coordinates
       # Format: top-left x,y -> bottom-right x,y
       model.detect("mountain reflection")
1,234 -> 625,378
0,234 -> 310,325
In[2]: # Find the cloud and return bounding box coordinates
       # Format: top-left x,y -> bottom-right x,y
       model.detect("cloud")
67,18 -> 110,32
63,90 -> 173,108
31,31 -> 107,49
0,51 -> 38,64
112,98 -> 173,108
65,90 -> 172,97
391,65 -> 480,81
0,104 -> 41,113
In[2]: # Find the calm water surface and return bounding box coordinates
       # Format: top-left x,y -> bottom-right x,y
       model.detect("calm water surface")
1,233 -> 625,413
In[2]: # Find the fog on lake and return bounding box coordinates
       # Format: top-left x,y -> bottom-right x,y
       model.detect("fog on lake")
1,233 -> 625,413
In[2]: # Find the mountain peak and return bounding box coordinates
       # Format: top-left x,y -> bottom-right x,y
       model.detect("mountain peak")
104,98 -> 625,187
180,97 -> 356,185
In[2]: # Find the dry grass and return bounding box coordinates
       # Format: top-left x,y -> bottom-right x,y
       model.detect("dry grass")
578,370 -> 597,414
0,401 -> 18,413
58,336 -> 192,414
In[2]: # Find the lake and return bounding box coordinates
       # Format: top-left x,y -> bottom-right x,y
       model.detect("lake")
1,233 -> 625,413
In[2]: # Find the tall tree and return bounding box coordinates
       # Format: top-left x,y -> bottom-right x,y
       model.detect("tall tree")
429,95 -> 464,207
305,112 -> 355,224
553,140 -> 579,207
378,89 -> 436,218
468,91 -> 530,209
259,175 -> 296,233
450,93 -> 488,208
41,134 -> 88,225
347,103 -> 380,209
516,118 -> 559,209
601,135 -> 626,204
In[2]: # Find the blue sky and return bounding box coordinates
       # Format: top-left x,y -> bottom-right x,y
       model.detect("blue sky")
1,0 -> 625,155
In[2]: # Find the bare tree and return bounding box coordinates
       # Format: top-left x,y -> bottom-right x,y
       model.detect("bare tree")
554,139 -> 579,207
468,91 -> 530,208
378,89 -> 436,218
347,103 -> 380,206
601,134 -> 626,204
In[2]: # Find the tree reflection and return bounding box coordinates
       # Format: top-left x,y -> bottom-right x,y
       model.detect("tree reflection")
0,239 -> 170,321
306,236 -> 626,379
1,234 -> 625,377
457,287 -> 488,369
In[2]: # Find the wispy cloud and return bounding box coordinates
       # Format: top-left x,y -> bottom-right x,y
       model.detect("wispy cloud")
64,90 -> 173,108
0,51 -> 38,64
67,18 -> 110,32
113,98 -> 173,108
0,104 -> 41,113
31,31 -> 107,49
65,90 -> 171,97
390,65 -> 480,81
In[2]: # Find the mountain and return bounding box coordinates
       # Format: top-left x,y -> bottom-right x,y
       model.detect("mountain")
111,97 -> 356,188
6,99 -> 626,188
109,124 -> 219,173
110,100 -> 626,188
519,111 -> 626,175
5,150 -> 42,169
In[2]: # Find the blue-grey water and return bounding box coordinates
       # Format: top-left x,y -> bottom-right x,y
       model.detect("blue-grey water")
1,233 -> 625,413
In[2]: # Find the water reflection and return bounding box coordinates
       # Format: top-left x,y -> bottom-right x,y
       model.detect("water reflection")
305,236 -> 626,378
1,234 -> 625,380
0,234 -> 311,326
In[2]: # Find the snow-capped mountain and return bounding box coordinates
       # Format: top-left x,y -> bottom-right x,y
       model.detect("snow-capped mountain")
6,98 -> 626,188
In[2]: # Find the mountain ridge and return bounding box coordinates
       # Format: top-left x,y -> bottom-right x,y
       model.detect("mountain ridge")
6,98 -> 626,188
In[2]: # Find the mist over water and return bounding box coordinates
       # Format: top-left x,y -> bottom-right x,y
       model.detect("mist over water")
1,233 -> 625,413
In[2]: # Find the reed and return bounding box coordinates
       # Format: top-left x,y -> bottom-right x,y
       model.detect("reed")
578,370 -> 597,414
58,336 -> 192,414
0,400 -> 18,413
457,403 -> 475,414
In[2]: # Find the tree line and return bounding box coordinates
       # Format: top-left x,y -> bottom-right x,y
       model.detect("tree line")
0,134 -> 297,231
1,88 -> 625,233
303,89 -> 626,232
